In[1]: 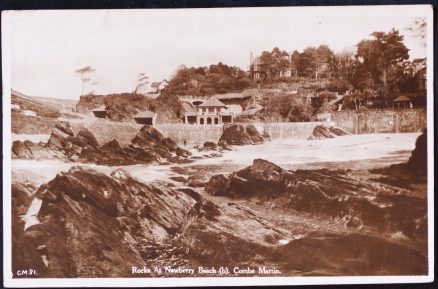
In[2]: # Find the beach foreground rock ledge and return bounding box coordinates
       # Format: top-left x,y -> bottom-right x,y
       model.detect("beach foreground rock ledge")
12,166 -> 427,277
12,121 -> 191,165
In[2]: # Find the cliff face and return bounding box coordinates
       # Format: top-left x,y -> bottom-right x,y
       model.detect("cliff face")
75,93 -> 182,123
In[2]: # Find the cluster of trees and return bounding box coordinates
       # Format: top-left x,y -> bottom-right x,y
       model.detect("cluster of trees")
259,28 -> 422,110
163,62 -> 252,96
256,93 -> 313,122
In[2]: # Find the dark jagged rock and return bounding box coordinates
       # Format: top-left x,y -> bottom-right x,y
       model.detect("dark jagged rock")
12,140 -> 64,160
12,123 -> 191,165
407,129 -> 427,176
203,141 -> 218,150
186,175 -> 207,188
308,125 -> 351,140
205,159 -> 427,237
76,128 -> 100,148
80,139 -> 158,165
204,174 -> 228,196
131,125 -> 191,159
375,130 -> 428,181
219,124 -> 270,146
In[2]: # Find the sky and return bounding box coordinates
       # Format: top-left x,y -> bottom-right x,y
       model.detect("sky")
2,6 -> 431,100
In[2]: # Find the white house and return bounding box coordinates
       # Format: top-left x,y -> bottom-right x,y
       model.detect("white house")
150,79 -> 169,93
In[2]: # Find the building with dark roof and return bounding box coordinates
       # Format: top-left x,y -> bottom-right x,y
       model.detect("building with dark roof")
133,111 -> 157,125
92,106 -> 107,118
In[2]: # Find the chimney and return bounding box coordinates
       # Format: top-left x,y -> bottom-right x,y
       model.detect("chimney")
250,52 -> 253,65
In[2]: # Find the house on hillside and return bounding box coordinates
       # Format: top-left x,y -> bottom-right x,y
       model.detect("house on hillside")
249,55 -> 267,82
150,80 -> 169,93
184,98 -> 233,125
133,111 -> 157,125
92,106 -> 107,118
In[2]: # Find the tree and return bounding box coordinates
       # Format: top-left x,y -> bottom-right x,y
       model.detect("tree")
134,73 -> 149,94
297,48 -> 317,78
75,66 -> 96,96
355,29 -> 409,107
259,47 -> 290,81
290,50 -> 300,79
313,45 -> 335,79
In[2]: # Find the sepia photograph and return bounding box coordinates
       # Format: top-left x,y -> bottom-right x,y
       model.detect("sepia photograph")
2,4 -> 434,287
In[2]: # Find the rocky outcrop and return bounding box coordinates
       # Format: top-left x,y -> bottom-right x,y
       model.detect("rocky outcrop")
12,166 -> 427,277
308,125 -> 351,140
131,125 -> 191,159
375,130 -> 428,181
12,122 -> 191,165
205,159 -> 427,237
407,129 -> 427,177
219,124 -> 270,146
12,122 -> 94,160
11,167 -> 288,277
12,167 -> 197,277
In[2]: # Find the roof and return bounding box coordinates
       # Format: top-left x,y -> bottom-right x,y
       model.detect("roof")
393,95 -> 411,102
213,92 -> 252,100
412,58 -> 426,64
198,98 -> 226,107
92,106 -> 106,112
151,82 -> 161,88
134,111 -> 157,118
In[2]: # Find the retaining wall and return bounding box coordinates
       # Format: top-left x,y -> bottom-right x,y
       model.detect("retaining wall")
155,124 -> 224,145
67,118 -> 330,146
331,108 -> 427,134
69,119 -> 142,146
61,109 -> 426,147
263,122 -> 332,140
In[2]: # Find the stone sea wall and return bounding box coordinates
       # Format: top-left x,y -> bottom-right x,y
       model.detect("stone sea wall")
263,122 -> 332,140
65,108 -> 426,146
69,120 -> 142,146
68,119 -> 330,146
331,108 -> 427,134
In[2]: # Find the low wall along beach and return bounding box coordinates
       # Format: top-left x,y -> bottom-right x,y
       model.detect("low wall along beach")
331,108 -> 426,134
66,108 -> 426,146
69,120 -> 331,146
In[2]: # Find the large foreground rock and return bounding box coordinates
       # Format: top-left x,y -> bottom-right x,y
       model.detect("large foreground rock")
205,159 -> 427,238
13,167 -> 427,277
219,124 -> 270,146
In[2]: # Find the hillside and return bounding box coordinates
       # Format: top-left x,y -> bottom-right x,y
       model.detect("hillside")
11,90 -> 60,118
32,96 -> 77,112
76,93 -> 182,123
